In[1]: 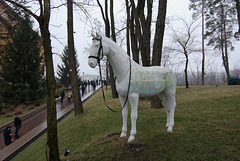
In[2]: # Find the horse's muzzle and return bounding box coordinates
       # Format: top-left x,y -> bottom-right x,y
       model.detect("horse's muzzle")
88,58 -> 97,68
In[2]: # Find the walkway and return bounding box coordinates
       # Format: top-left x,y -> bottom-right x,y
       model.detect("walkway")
0,85 -> 100,161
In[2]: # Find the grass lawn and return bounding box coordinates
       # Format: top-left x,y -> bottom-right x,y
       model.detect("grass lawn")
13,85 -> 240,161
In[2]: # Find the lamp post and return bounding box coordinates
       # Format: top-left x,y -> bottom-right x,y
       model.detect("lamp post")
67,73 -> 69,92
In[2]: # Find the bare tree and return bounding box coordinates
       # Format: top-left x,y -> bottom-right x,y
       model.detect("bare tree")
131,0 -> 153,67
190,57 -> 202,85
4,0 -> 60,160
189,0 -> 206,85
168,17 -> 201,88
206,71 -> 218,85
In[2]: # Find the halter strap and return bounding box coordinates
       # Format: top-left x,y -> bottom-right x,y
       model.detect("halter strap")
99,57 -> 131,112
88,37 -> 103,63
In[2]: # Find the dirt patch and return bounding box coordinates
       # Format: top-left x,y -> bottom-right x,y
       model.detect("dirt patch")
130,144 -> 149,153
125,143 -> 150,154
105,133 -> 121,138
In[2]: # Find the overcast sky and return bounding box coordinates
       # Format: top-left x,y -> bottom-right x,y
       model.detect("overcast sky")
42,0 -> 240,77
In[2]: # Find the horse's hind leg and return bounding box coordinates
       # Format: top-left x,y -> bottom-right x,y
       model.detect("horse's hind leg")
159,88 -> 176,132
165,88 -> 176,132
158,92 -> 170,128
119,95 -> 128,138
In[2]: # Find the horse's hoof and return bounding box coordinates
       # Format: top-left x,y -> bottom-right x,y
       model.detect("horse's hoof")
120,132 -> 127,138
167,127 -> 173,132
127,136 -> 135,142
166,123 -> 169,127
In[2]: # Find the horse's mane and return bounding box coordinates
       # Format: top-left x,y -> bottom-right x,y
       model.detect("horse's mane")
101,36 -> 129,58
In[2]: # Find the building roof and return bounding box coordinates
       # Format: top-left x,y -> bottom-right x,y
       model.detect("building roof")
0,0 -> 20,30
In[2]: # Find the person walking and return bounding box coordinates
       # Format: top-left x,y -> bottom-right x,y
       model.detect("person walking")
60,90 -> 65,103
81,84 -> 85,96
3,126 -> 12,146
67,91 -> 72,103
92,80 -> 96,91
14,114 -> 22,139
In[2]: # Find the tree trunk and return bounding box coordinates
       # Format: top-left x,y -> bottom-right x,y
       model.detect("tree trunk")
110,0 -> 118,98
201,0 -> 205,85
125,0 -> 131,56
67,0 -> 83,116
184,53 -> 189,88
135,0 -> 152,67
221,3 -> 231,81
235,0 -> 240,33
150,0 -> 167,109
152,0 -> 167,65
37,1 -> 60,160
129,0 -> 139,63
4,0 -> 60,160
40,24 -> 60,161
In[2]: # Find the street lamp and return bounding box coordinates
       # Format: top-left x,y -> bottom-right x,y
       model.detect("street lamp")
67,73 -> 69,92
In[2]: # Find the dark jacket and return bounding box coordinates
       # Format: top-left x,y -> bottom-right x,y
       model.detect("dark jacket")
14,116 -> 22,128
3,127 -> 12,145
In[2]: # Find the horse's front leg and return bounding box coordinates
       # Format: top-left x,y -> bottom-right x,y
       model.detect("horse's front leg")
119,95 -> 128,138
128,93 -> 139,142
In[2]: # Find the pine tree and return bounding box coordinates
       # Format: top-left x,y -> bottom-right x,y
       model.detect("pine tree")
190,0 -> 237,81
204,0 -> 236,80
0,14 -> 43,105
56,46 -> 80,87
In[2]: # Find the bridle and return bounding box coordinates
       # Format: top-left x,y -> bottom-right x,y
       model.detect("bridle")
88,36 -> 132,112
88,37 -> 103,64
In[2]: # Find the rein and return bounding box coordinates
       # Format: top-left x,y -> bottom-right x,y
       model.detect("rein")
90,37 -> 131,112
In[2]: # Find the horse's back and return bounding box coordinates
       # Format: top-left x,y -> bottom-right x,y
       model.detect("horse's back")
130,65 -> 176,97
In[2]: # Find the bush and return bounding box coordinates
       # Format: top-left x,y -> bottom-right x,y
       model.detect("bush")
34,100 -> 41,106
55,94 -> 59,99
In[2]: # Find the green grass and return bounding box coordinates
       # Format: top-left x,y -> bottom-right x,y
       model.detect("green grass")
13,86 -> 240,161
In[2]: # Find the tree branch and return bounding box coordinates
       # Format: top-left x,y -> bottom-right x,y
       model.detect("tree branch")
5,0 -> 39,21
96,0 -> 106,22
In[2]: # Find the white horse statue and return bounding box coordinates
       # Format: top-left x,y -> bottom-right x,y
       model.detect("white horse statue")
88,34 -> 176,142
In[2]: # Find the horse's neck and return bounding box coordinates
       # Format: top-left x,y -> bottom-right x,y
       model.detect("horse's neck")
106,44 -> 130,82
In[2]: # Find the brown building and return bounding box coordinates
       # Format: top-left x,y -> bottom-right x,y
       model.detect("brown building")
0,0 -> 19,49
0,0 -> 45,75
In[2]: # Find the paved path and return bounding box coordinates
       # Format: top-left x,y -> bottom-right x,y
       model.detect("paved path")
0,85 -> 100,161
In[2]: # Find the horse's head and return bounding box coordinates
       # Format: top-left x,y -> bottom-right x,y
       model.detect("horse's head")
88,33 -> 108,68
